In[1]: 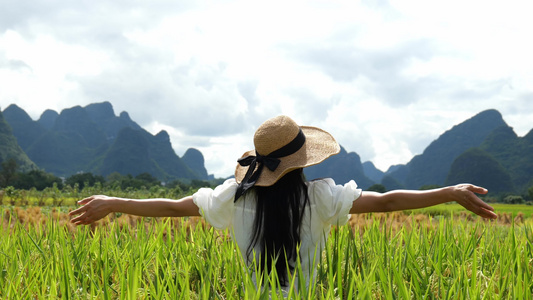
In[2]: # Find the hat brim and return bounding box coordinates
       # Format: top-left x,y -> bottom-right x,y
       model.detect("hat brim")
234,126 -> 340,187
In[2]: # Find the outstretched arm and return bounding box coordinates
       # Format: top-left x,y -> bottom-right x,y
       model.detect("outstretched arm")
69,195 -> 201,225
350,184 -> 497,219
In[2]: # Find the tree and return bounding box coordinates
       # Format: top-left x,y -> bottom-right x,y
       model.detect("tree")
135,172 -> 160,186
502,195 -> 525,204
14,169 -> 63,190
65,172 -> 105,190
419,185 -> 442,190
367,184 -> 387,193
0,158 -> 18,188
528,185 -> 533,201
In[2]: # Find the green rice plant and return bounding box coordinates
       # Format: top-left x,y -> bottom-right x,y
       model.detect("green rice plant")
1,208 -> 532,299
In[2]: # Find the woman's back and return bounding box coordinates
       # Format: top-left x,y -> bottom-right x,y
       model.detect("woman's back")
193,175 -> 362,288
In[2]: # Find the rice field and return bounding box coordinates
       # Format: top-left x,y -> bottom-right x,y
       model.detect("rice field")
1,205 -> 532,299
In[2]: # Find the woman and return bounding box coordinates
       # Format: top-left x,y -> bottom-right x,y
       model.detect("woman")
69,115 -> 497,290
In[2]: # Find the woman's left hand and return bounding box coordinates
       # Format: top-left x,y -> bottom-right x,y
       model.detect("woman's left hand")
69,195 -> 116,225
451,184 -> 497,219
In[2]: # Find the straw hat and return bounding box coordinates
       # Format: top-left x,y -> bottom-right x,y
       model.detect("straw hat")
235,115 -> 340,192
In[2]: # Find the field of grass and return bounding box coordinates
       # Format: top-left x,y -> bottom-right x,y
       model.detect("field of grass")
408,203 -> 533,220
1,204 -> 532,299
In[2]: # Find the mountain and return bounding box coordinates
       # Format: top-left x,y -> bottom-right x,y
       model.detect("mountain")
444,123 -> 533,194
3,104 -> 47,150
380,109 -> 532,194
2,102 -> 208,180
478,125 -> 533,193
304,146 -> 374,189
84,102 -> 142,140
99,127 -> 159,177
362,161 -> 385,183
4,103 -> 532,193
386,109 -> 507,189
182,148 -> 210,180
23,105 -> 108,176
38,109 -> 59,129
144,130 -> 200,180
445,148 -> 514,194
0,109 -> 37,172
381,174 -> 405,191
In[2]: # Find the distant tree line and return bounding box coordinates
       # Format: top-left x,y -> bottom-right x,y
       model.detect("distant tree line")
0,158 -> 223,198
2,158 -> 532,204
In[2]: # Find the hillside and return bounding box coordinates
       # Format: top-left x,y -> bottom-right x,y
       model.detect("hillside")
0,109 -> 37,172
445,148 -> 515,194
304,146 -> 374,189
362,161 -> 385,183
182,148 -> 210,180
2,102 -> 209,180
479,125 -> 533,193
444,124 -> 533,195
3,104 -> 47,150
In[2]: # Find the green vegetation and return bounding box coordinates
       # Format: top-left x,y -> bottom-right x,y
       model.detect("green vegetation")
1,179 -> 532,298
366,184 -> 387,193
446,148 -> 514,194
0,172 -> 225,209
0,152 -> 225,201
0,110 -> 36,172
480,125 -> 533,193
1,207 -> 531,298
411,203 -> 533,220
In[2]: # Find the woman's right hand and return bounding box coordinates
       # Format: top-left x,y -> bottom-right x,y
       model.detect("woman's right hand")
69,195 -> 116,225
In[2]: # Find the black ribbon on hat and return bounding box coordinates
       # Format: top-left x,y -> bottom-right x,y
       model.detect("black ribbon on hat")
234,128 -> 306,202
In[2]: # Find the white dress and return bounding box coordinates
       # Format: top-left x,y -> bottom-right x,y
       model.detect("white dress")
192,178 -> 362,291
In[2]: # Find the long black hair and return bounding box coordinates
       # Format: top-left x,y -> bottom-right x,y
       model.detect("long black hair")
246,168 -> 310,286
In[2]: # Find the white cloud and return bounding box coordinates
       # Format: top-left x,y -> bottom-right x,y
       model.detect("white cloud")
1,0 -> 533,177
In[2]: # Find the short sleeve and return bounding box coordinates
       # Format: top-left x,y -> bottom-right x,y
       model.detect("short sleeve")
308,179 -> 362,225
192,179 -> 238,229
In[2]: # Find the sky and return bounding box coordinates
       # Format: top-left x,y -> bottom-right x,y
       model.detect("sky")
1,0 -> 532,178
